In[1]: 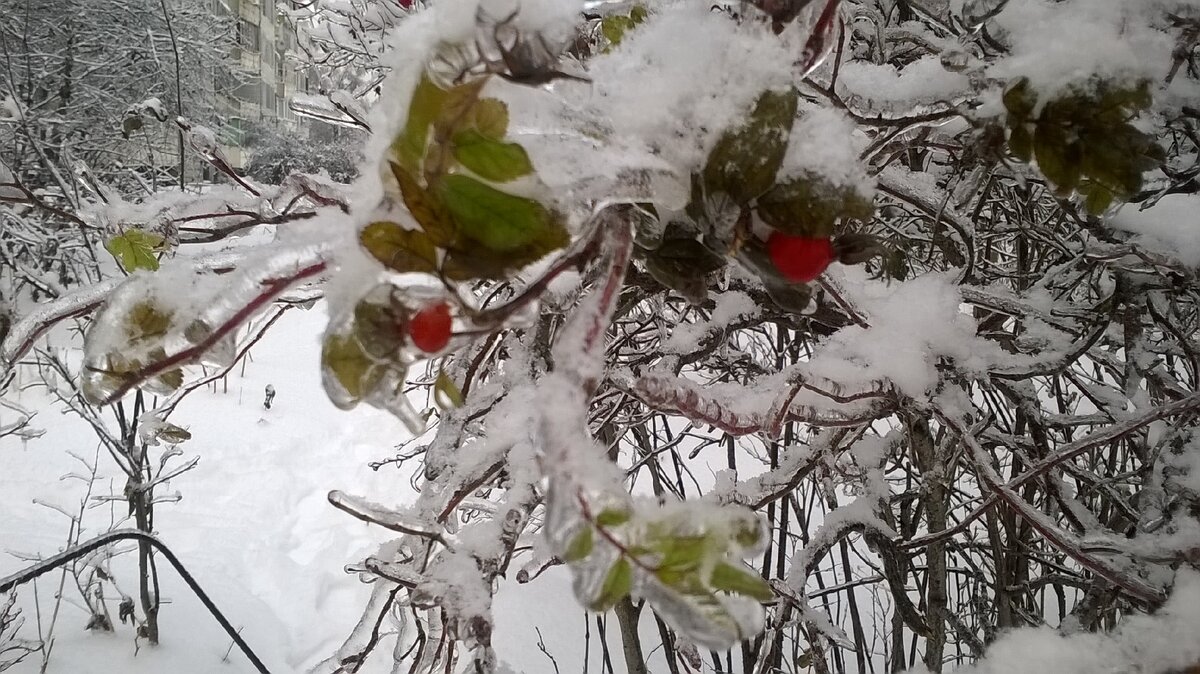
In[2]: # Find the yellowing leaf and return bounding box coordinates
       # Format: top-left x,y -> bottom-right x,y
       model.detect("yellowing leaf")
390,162 -> 455,246
106,230 -> 164,272
124,301 -> 173,345
360,221 -> 439,275
471,98 -> 510,139
394,74 -> 448,174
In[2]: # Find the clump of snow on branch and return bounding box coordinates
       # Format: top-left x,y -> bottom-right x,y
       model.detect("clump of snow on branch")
1111,194 -> 1200,268
780,105 -> 874,193
918,571 -> 1200,674
987,0 -> 1174,98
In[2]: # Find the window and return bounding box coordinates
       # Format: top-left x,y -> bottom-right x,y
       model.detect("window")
238,19 -> 260,52
225,117 -> 248,146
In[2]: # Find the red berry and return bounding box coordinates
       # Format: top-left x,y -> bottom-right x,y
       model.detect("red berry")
409,301 -> 453,354
767,232 -> 835,283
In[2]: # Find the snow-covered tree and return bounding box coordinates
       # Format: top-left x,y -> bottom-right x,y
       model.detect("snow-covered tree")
4,0 -> 1200,672
0,0 -> 238,188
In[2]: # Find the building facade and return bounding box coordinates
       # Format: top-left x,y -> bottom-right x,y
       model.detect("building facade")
216,0 -> 310,169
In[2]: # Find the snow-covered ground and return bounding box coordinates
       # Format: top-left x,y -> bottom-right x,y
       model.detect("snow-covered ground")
0,307 -> 642,673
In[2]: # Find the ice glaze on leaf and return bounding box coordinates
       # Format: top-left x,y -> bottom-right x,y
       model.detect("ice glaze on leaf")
437,174 -> 567,254
595,508 -> 632,527
451,129 -> 534,183
709,563 -> 773,601
591,558 -> 633,611
563,527 -> 594,563
321,332 -> 387,406
106,230 -> 164,272
360,221 -> 440,275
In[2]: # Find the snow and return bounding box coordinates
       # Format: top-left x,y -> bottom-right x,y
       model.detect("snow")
1110,194 -> 1200,268
582,2 -> 796,174
915,570 -> 1200,674
987,0 -> 1174,99
1,306 -> 650,673
5,0 -> 1200,669
837,54 -> 972,107
0,96 -> 19,120
662,290 -> 758,353
806,272 -> 1017,398
779,105 -> 874,194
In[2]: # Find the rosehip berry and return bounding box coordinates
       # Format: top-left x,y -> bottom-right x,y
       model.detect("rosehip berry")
767,232 -> 836,283
409,301 -> 453,354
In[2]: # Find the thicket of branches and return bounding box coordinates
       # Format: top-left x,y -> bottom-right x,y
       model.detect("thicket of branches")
3,0 -> 1200,673
0,0 -> 239,189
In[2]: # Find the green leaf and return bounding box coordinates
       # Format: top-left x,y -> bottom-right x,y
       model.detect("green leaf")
702,88 -> 799,204
471,98 -> 510,139
360,221 -> 439,275
434,367 -> 465,409
321,333 -> 385,406
452,129 -> 534,183
1033,122 -> 1079,195
710,563 -> 773,601
106,230 -> 164,272
596,508 -> 632,528
656,534 -> 710,575
436,173 -> 567,254
601,15 -> 635,46
1079,181 -> 1115,215
600,6 -> 648,49
591,558 -> 633,611
563,527 -> 594,563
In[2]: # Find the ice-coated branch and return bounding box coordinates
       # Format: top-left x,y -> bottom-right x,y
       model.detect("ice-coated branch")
935,406 -> 1169,606
905,391 -> 1200,550
90,259 -> 328,406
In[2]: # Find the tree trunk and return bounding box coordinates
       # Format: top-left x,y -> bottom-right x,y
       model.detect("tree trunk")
613,597 -> 647,674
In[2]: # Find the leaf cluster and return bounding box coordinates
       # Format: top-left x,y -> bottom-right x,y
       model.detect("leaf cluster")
363,73 -> 569,282
1003,77 -> 1164,214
